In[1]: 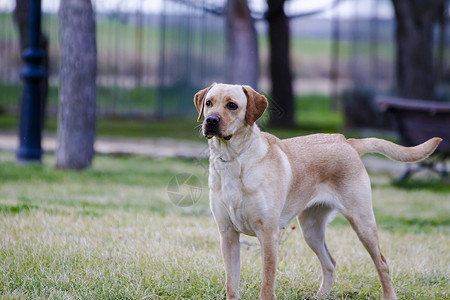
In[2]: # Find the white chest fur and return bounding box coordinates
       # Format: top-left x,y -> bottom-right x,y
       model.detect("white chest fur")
207,133 -> 266,236
209,157 -> 256,235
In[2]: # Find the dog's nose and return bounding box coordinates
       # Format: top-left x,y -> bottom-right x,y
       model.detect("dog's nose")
206,115 -> 220,126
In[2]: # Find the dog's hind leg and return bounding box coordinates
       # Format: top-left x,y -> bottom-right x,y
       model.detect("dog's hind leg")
298,205 -> 336,297
341,179 -> 397,300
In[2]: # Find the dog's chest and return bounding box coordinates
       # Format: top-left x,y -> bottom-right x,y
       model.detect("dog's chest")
209,160 -> 257,235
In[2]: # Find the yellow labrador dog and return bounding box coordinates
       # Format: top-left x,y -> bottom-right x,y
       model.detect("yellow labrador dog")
193,83 -> 441,300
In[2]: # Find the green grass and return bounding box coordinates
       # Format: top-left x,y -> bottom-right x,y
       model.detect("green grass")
0,152 -> 208,217
0,151 -> 448,299
0,83 -> 158,115
0,114 -> 202,140
0,90 -> 344,140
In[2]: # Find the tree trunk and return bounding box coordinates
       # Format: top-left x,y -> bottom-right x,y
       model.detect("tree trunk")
14,0 -> 49,132
267,0 -> 294,127
225,0 -> 259,88
392,0 -> 445,100
56,0 -> 97,170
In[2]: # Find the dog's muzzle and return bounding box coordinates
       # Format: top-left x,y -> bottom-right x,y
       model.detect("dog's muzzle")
204,114 -> 220,137
204,115 -> 232,140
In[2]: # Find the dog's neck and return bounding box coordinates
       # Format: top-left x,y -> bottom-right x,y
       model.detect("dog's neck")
208,125 -> 262,163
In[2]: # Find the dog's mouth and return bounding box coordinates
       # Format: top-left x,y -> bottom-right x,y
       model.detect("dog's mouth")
203,120 -> 233,141
204,131 -> 233,141
204,128 -> 232,141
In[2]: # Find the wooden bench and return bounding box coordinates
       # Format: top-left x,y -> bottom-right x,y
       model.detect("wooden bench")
376,96 -> 449,180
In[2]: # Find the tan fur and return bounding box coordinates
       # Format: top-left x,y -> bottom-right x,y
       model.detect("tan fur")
347,137 -> 442,162
194,83 -> 441,300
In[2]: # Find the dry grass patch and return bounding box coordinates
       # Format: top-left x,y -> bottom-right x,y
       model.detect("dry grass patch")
0,211 -> 448,299
0,151 -> 448,299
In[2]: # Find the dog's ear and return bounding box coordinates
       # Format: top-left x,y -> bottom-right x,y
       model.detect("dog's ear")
194,83 -> 215,122
242,85 -> 268,126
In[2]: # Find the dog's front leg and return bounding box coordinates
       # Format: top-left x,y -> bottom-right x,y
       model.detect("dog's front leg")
258,229 -> 279,300
220,228 -> 241,300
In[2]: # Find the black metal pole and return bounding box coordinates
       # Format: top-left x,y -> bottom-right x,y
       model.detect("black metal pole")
330,1 -> 340,111
16,0 -> 46,163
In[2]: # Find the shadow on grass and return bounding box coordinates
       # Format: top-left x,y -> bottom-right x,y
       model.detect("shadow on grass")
0,203 -> 38,214
329,214 -> 450,234
392,177 -> 450,193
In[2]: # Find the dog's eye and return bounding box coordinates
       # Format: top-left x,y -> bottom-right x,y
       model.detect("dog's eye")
205,100 -> 212,107
227,102 -> 238,110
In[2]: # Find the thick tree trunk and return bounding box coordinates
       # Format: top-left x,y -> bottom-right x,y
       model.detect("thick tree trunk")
56,0 -> 97,170
14,0 -> 49,132
267,0 -> 294,127
226,0 -> 259,88
392,0 -> 445,100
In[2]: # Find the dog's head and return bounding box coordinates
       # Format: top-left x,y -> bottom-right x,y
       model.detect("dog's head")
194,83 -> 268,140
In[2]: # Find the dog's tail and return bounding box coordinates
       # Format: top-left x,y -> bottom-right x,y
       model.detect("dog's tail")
347,137 -> 442,162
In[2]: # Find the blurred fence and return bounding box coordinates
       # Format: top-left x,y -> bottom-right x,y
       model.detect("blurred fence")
0,0 -> 227,118
0,0 -> 448,119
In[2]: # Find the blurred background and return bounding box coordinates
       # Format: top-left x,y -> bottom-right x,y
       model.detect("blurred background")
0,0 -> 449,163
0,3 -> 449,298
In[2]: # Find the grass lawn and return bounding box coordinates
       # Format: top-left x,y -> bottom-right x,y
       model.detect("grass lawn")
0,151 -> 448,299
